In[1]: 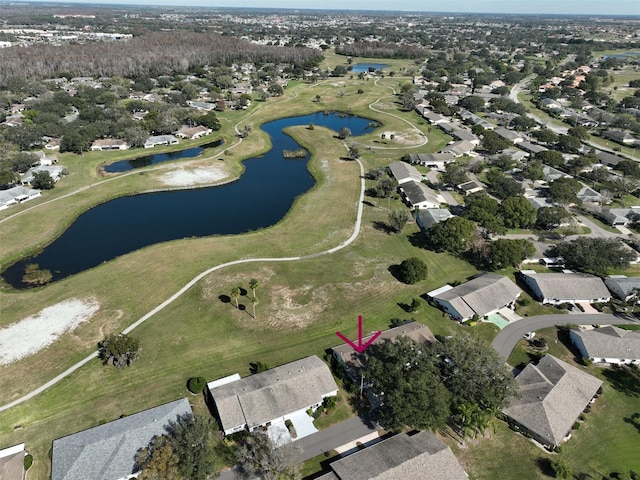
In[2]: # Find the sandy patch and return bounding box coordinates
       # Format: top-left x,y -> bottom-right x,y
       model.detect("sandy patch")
159,166 -> 227,187
0,298 -> 100,365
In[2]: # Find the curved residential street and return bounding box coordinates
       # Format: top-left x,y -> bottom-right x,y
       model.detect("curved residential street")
491,313 -> 639,360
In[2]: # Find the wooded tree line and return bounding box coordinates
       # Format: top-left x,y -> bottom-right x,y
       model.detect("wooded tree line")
336,41 -> 428,59
0,31 -> 323,85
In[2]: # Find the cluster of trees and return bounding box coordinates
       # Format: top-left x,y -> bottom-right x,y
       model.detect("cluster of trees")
463,192 -> 535,235
0,31 -> 322,85
336,41 -> 428,59
551,237 -> 637,276
360,334 -> 516,433
0,150 -> 39,186
135,414 -> 223,480
98,333 -> 141,368
397,257 -> 428,284
234,431 -> 301,480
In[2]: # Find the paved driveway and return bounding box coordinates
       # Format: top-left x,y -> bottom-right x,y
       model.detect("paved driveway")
290,410 -> 318,440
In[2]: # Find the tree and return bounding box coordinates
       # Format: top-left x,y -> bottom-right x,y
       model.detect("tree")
556,134 -> 581,154
457,95 -> 485,112
606,176 -> 639,198
434,333 -> 517,411
481,130 -> 512,154
552,237 -> 637,275
534,150 -> 564,168
440,162 -> 468,186
31,170 -> 55,190
617,159 -> 640,179
360,336 -> 451,431
235,431 -> 301,480
98,333 -> 141,368
249,278 -> 259,299
536,206 -> 571,230
376,177 -> 397,206
60,129 -> 92,154
568,126 -> 589,140
197,111 -> 221,130
388,209 -> 410,233
338,127 -> 351,140
485,170 -> 524,199
549,458 -> 573,479
230,287 -> 241,309
523,160 -> 544,181
532,128 -> 559,144
347,145 -> 359,160
463,192 -> 506,235
500,196 -> 537,229
250,297 -> 259,319
548,177 -> 581,205
487,238 -> 536,269
426,217 -> 477,254
137,414 -> 221,480
397,257 -> 428,284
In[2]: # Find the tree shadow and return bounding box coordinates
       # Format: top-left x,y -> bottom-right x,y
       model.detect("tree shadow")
219,294 -> 230,304
239,287 -> 248,296
407,231 -> 430,249
535,457 -> 554,476
623,413 -> 640,434
373,221 -> 394,234
238,304 -> 246,311
388,264 -> 407,283
397,302 -> 413,313
602,365 -> 640,397
362,200 -> 376,208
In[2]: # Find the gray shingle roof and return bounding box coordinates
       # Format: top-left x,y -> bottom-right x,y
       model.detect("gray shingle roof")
387,161 -> 422,184
328,431 -> 467,480
571,326 -> 640,361
51,398 -> 192,480
432,274 -> 522,318
521,272 -> 610,302
604,276 -> 640,299
416,208 -> 453,230
502,355 -> 602,446
208,356 -> 338,433
400,180 -> 442,208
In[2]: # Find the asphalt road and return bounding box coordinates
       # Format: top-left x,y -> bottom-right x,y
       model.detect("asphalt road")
491,313 -> 638,360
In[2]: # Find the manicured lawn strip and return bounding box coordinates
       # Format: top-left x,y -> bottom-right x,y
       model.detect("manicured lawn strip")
587,134 -> 640,159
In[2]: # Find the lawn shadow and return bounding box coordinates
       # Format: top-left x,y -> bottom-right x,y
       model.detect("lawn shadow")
387,264 -> 408,284
535,456 -> 554,476
219,294 -> 230,304
407,231 -> 430,249
602,365 -> 640,397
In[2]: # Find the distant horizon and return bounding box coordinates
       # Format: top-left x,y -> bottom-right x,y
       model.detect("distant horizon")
3,0 -> 640,16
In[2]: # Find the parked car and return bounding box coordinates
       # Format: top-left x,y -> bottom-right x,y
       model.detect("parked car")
523,332 -> 536,340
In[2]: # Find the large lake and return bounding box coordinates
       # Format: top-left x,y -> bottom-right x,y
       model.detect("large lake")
2,112 -> 375,288
350,63 -> 389,73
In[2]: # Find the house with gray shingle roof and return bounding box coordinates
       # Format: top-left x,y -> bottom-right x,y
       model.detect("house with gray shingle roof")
387,161 -> 422,185
207,355 -> 338,436
570,326 -> 640,365
502,355 -> 603,448
416,208 -> 453,230
519,271 -> 610,305
442,140 -> 475,158
314,431 -> 467,480
600,207 -> 640,226
604,275 -> 640,300
428,273 -> 522,321
399,180 -> 445,210
51,398 -> 192,480
407,152 -> 455,170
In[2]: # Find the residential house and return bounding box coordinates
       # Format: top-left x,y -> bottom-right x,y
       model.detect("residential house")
407,153 -> 455,170
502,355 -> 602,448
387,161 -> 422,185
570,326 -> 640,365
315,431 -> 467,480
21,165 -> 64,185
399,180 -> 445,209
457,180 -> 484,195
175,125 -> 212,140
599,207 -> 640,226
38,153 -> 59,166
518,141 -> 548,155
542,165 -> 570,183
519,271 -> 611,304
602,130 -> 638,146
427,273 -> 522,321
458,110 -> 495,130
207,355 -> 338,436
188,100 -> 217,111
420,109 -> 449,125
0,444 -> 26,480
604,275 -> 640,301
44,138 -> 61,150
51,398 -> 192,480
451,128 -> 480,145
597,151 -> 624,168
0,186 -> 41,210
494,127 -> 524,144
498,148 -> 528,162
90,139 -> 129,151
576,186 -> 604,204
442,140 -> 475,158
144,135 -> 179,149
416,208 -> 453,230
331,321 -> 436,383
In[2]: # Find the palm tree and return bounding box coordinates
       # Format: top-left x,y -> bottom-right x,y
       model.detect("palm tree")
250,297 -> 259,320
230,287 -> 240,309
249,278 -> 259,300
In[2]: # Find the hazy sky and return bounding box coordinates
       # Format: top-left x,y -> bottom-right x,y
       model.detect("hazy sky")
10,0 -> 640,16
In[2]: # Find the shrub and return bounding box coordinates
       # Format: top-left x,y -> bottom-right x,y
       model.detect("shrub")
24,454 -> 33,470
397,257 -> 428,284
581,357 -> 593,366
187,376 -> 206,394
322,396 -> 337,411
579,413 -> 586,421
572,421 -> 581,430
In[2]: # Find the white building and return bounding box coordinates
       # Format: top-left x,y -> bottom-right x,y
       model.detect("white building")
570,326 -> 640,365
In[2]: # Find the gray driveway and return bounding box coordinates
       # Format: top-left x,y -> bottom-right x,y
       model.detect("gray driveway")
491,313 -> 638,360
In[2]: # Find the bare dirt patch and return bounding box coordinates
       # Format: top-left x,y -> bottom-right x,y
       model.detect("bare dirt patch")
159,166 -> 227,187
0,298 -> 100,365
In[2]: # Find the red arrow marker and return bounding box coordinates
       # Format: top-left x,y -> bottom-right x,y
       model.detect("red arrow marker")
336,315 -> 382,353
